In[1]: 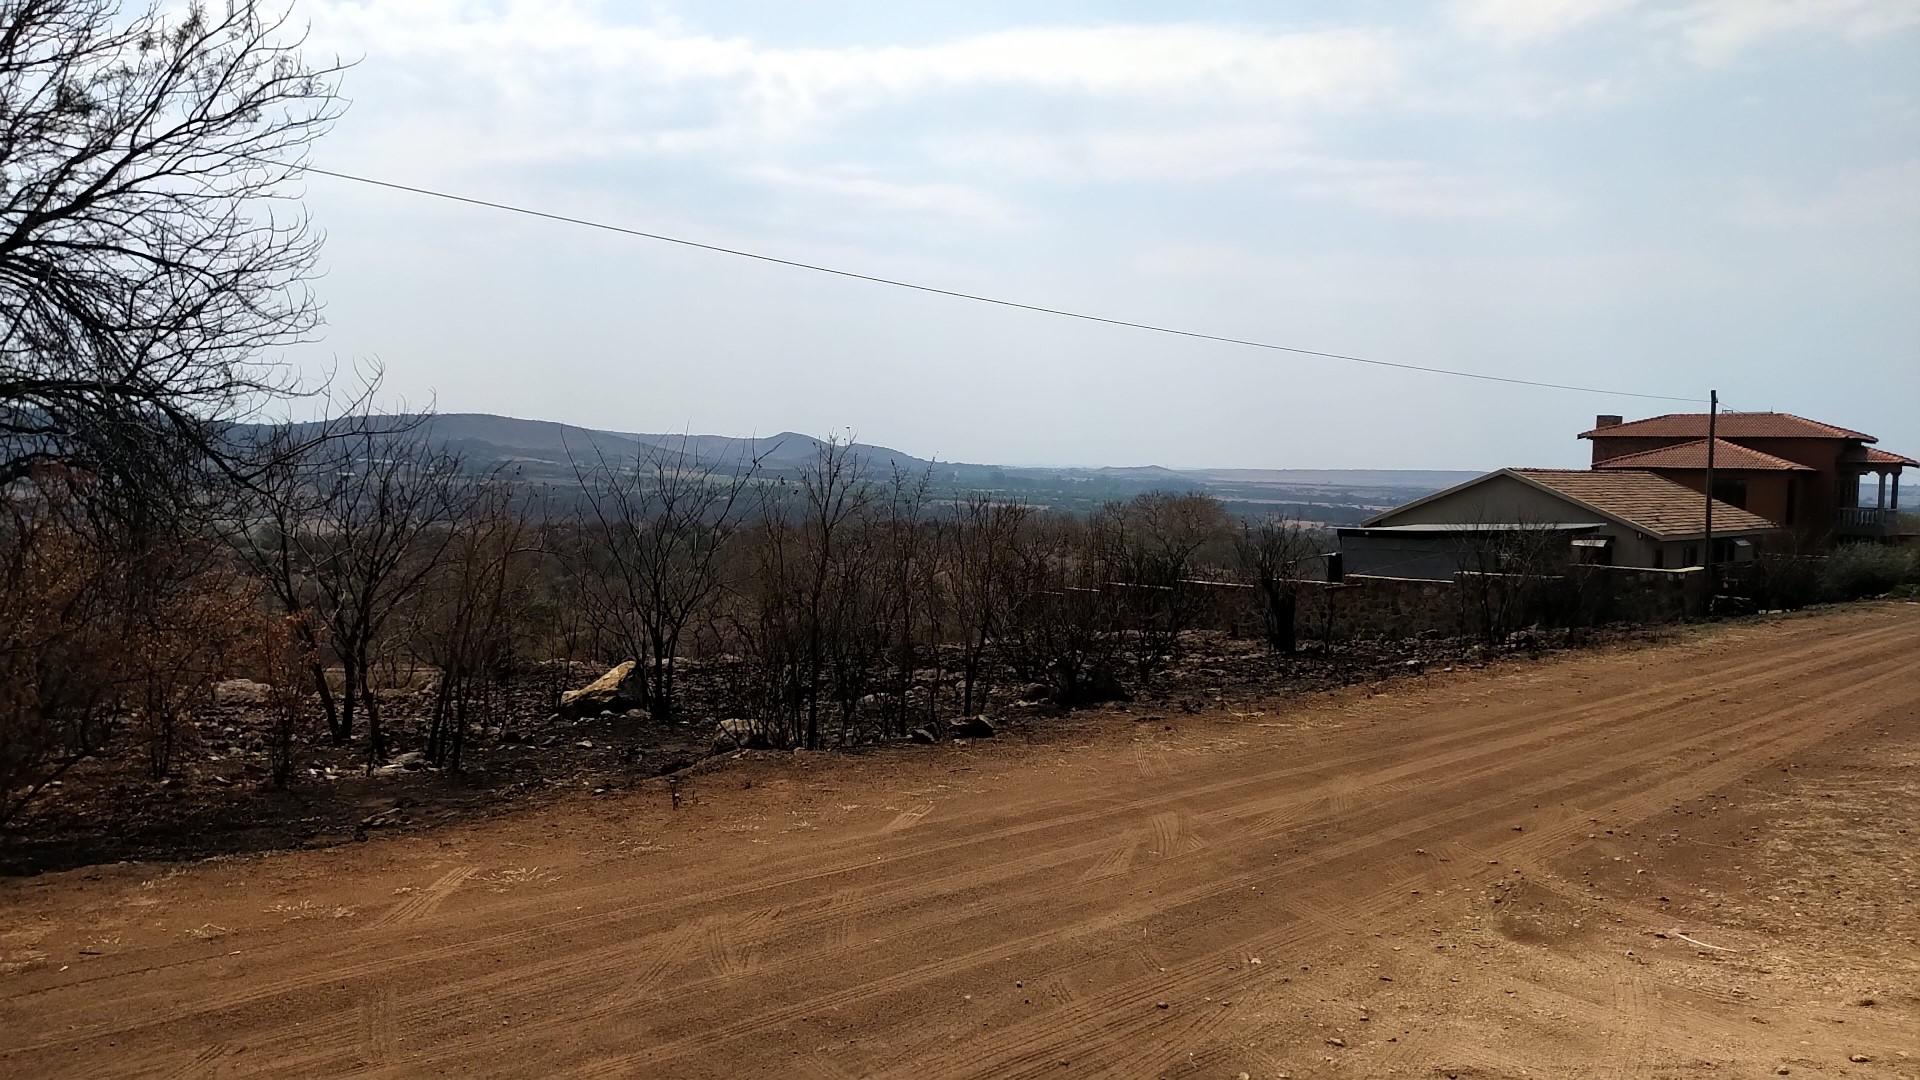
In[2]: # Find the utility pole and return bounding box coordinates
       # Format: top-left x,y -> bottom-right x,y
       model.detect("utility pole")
1703,389 -> 1717,615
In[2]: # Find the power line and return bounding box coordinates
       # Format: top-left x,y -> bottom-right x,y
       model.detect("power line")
294,162 -> 1703,404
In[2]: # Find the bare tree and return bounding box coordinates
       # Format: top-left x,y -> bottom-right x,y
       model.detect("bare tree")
242,426 -> 467,763
728,437 -> 877,749
567,438 -> 755,724
1234,514 -> 1320,654
789,437 -> 874,749
996,513 -> 1132,706
1453,517 -> 1571,649
946,492 -> 1029,714
0,0 -> 348,523
411,475 -> 541,770
0,493 -> 118,825
256,610 -> 318,789
872,466 -> 934,737
1099,491 -> 1230,675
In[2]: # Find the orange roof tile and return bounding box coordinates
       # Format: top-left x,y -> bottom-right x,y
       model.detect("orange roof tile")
1512,469 -> 1776,538
1580,412 -> 1876,441
1840,446 -> 1919,467
1593,438 -> 1812,472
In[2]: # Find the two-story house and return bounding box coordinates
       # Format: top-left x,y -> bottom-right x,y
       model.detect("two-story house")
1583,413 -> 1915,541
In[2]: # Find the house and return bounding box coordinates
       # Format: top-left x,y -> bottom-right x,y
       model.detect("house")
1339,468 -> 1778,580
1582,413 -> 1915,540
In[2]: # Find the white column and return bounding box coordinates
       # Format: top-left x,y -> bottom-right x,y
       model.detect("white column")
1878,470 -> 1888,509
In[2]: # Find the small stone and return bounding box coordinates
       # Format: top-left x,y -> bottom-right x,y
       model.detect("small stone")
1849,1054 -> 1872,1063
1155,1001 -> 1169,1009
1326,1037 -> 1346,1048
576,740 -> 595,749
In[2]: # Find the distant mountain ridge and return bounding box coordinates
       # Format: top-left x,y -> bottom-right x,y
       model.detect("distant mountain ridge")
243,412 -> 1475,524
259,412 -> 936,474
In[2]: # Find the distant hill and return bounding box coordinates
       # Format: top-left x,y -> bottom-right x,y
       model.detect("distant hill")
237,412 -> 1471,523
254,413 -> 934,476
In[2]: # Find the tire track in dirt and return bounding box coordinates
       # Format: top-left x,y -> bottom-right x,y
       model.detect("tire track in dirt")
611,696 -> 1887,1076
860,655 -> 1911,1080
357,984 -> 396,1065
154,1042 -> 228,1080
879,802 -> 933,833
702,907 -> 780,978
1147,810 -> 1207,858
363,865 -> 476,930
366,662 -> 1867,1078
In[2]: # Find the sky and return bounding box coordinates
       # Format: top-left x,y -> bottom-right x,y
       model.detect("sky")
282,0 -> 1920,470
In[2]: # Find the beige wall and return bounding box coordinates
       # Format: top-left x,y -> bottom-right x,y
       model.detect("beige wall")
1374,474 -> 1667,568
1379,474 -> 1601,526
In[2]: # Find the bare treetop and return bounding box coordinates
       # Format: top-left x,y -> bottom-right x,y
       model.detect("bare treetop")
0,0 -> 347,512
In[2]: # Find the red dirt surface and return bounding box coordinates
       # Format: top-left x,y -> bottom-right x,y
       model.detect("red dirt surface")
3,604 -> 1916,1078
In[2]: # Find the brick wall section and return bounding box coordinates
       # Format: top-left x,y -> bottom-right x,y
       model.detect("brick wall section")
1185,564 -> 1705,642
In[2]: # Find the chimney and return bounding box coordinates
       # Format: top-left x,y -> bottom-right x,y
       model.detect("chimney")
1594,414 -> 1623,430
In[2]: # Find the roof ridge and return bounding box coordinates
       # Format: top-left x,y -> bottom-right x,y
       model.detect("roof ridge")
1580,412 -> 1876,442
1592,437 -> 1812,471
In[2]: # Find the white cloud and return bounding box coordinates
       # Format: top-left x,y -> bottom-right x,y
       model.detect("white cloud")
740,165 -> 1026,227
1661,0 -> 1920,65
1452,0 -> 1920,60
933,127 -> 1568,221
1451,0 -> 1641,43
307,2 -> 1402,142
1729,160 -> 1920,228
926,124 -> 1314,183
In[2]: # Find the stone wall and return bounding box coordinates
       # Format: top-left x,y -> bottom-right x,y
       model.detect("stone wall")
1185,563 -> 1705,643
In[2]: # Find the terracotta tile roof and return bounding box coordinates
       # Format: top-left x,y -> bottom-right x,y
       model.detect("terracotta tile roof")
1511,469 -> 1777,538
1839,446 -> 1919,467
1593,438 -> 1812,472
1580,412 -> 1876,442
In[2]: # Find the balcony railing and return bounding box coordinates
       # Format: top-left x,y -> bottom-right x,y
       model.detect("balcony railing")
1836,506 -> 1899,532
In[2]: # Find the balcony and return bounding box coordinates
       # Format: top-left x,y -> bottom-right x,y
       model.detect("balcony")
1835,506 -> 1903,536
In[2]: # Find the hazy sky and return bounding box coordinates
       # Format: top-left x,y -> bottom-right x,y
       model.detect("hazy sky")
284,0 -> 1920,469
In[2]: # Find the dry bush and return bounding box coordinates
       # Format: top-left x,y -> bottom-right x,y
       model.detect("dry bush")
409,479 -> 544,770
994,514 -> 1133,706
565,438 -> 754,724
0,507 -> 120,825
257,614 -> 322,789
126,554 -> 258,779
1234,514 -> 1321,654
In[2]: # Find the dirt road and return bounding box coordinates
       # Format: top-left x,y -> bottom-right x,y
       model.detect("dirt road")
4,606 -> 1917,1078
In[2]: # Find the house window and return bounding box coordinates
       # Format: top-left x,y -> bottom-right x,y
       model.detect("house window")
1683,545 -> 1699,566
1711,477 -> 1747,509
1651,549 -> 1665,569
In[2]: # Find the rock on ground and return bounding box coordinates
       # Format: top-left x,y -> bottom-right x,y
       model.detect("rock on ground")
947,715 -> 997,739
559,660 -> 643,718
212,679 -> 272,706
712,718 -> 772,753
